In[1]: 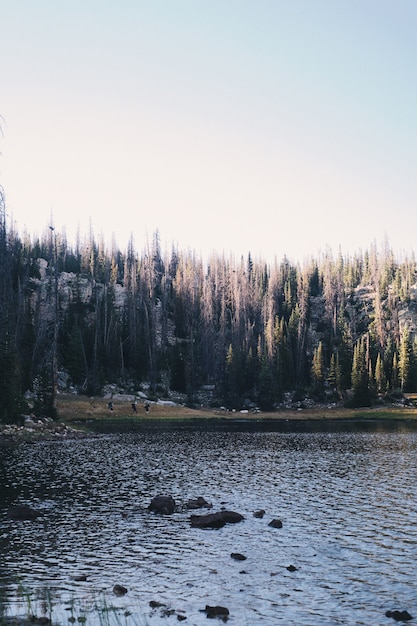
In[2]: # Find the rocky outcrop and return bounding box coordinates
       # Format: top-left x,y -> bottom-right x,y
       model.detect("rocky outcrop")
0,420 -> 88,444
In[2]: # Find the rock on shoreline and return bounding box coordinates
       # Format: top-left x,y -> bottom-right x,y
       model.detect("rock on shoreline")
0,418 -> 89,445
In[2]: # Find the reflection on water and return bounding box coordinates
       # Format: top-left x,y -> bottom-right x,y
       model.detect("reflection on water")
0,421 -> 416,625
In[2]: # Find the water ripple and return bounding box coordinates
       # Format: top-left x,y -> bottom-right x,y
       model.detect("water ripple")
1,426 -> 416,624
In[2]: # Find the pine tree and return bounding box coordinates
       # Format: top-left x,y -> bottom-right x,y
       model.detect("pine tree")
327,351 -> 341,397
223,343 -> 239,408
374,352 -> 386,395
351,337 -> 371,406
0,186 -> 25,422
337,320 -> 353,392
311,341 -> 325,399
398,326 -> 413,391
391,351 -> 399,391
33,364 -> 56,418
257,351 -> 275,411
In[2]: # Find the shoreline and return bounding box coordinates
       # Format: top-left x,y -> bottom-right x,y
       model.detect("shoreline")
2,395 -> 417,444
56,393 -> 417,423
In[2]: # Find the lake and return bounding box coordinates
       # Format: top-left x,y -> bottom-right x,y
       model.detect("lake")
0,419 -> 416,625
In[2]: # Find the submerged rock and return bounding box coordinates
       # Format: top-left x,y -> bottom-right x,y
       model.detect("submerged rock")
203,605 -> 229,621
385,609 -> 413,621
72,574 -> 88,582
186,496 -> 212,509
113,584 -> 128,596
190,512 -> 226,529
7,504 -> 42,521
149,601 -> 166,609
190,510 -> 244,529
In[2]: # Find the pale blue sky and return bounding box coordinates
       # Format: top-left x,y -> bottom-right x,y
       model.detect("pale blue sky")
1,0 -> 416,262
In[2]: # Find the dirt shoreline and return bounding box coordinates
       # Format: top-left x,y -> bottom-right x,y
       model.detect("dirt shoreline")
57,394 -> 417,423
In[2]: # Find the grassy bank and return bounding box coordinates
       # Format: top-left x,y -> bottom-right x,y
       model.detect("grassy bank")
57,394 -> 417,425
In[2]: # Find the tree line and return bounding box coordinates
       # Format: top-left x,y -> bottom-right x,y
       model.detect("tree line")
1,201 -> 417,423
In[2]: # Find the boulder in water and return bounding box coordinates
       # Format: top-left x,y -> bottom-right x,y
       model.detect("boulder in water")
148,495 -> 176,515
202,605 -> 229,620
190,510 -> 244,529
268,518 -> 283,529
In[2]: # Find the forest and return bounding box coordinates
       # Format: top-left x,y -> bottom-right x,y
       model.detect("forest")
1,186 -> 417,423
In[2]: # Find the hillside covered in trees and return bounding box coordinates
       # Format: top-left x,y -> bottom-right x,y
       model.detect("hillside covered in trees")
2,188 -> 417,423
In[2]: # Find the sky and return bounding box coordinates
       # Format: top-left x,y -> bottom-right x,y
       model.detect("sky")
1,0 -> 417,264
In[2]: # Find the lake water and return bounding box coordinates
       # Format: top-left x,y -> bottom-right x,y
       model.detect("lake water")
0,420 -> 416,625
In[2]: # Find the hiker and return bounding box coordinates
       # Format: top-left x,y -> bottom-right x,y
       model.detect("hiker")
144,401 -> 150,413
131,401 -> 137,413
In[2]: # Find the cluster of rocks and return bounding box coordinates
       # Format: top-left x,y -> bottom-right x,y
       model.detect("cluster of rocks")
148,495 -> 284,532
148,494 -> 248,529
0,417 -> 88,444
144,493 -> 286,621
7,495 -> 412,624
142,599 -> 230,622
145,494 -> 413,623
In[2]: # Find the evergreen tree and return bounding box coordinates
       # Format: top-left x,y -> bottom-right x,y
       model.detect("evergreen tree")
257,352 -> 275,411
391,351 -> 399,391
311,341 -> 325,399
327,351 -> 341,397
3,209 -> 417,412
337,320 -> 353,393
351,337 -> 371,406
374,352 -> 386,395
223,343 -> 239,408
398,326 -> 414,392
33,364 -> 56,418
0,187 -> 25,422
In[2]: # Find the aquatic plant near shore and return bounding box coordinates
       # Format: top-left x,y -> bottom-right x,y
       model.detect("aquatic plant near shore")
0,587 -> 150,626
